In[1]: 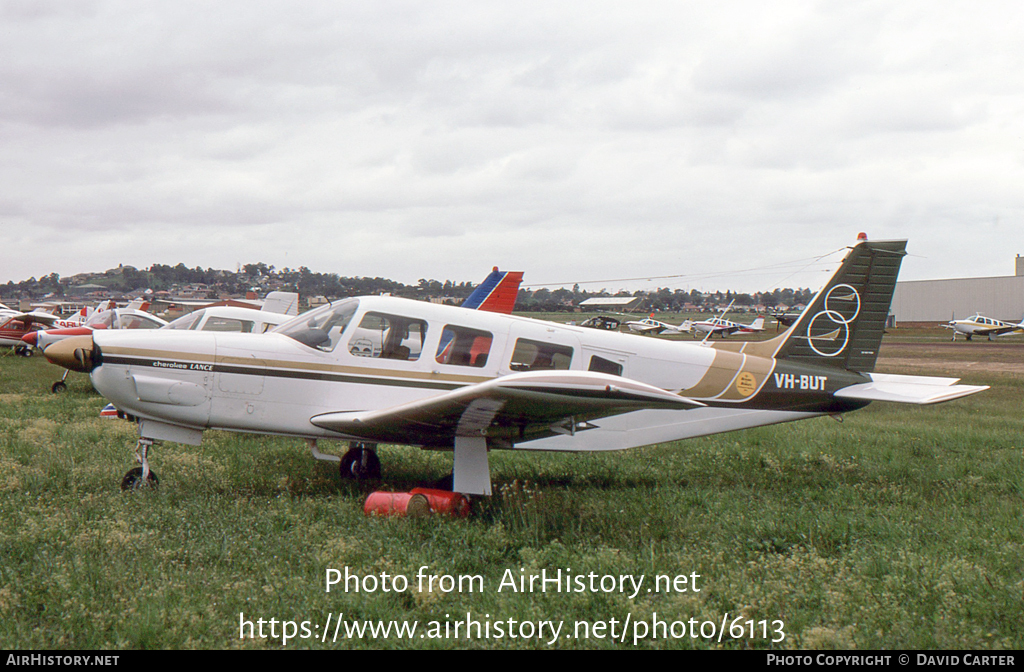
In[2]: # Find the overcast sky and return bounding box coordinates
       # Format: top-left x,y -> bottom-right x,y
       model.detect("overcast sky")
1,1 -> 1022,294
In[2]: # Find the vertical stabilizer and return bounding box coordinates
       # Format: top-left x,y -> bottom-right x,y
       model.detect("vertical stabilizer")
775,238 -> 906,372
461,268 -> 524,314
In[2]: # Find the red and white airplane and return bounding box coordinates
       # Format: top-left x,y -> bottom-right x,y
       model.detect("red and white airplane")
0,304 -> 70,355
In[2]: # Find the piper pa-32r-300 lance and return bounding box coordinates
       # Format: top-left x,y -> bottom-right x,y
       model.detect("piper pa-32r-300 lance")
45,236 -> 987,496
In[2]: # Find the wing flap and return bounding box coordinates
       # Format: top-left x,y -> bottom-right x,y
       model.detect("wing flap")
310,370 -> 702,446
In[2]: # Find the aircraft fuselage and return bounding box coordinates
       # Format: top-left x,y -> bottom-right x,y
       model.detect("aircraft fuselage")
89,295 -> 866,451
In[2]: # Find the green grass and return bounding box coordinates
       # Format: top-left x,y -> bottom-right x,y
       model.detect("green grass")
0,344 -> 1022,650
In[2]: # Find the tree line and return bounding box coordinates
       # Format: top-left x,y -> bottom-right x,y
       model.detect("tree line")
3,263 -> 813,312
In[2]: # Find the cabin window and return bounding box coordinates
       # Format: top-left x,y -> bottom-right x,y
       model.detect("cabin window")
202,316 -> 255,333
435,326 -> 493,368
348,312 -> 427,361
588,355 -> 622,376
278,298 -> 359,351
509,338 -> 573,371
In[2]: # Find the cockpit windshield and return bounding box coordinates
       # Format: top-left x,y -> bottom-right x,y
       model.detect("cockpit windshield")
276,299 -> 359,351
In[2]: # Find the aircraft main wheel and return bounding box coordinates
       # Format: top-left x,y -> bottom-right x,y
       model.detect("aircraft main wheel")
16,346 -> 32,357
121,467 -> 159,491
339,448 -> 381,480
51,381 -> 67,394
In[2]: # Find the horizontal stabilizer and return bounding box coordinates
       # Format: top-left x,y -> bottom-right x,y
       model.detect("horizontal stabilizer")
835,373 -> 988,405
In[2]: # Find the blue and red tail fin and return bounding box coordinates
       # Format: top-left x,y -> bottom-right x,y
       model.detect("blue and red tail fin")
461,268 -> 523,314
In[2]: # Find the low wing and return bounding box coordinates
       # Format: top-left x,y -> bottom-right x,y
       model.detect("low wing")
980,325 -> 1023,336
835,373 -> 988,405
310,370 -> 703,447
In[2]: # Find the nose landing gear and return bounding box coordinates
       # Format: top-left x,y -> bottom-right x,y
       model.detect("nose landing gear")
121,438 -> 159,490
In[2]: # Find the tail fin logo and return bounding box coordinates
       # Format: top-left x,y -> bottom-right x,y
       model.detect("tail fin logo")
805,284 -> 861,358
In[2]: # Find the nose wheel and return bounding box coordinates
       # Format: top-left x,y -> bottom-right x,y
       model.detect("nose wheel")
121,438 -> 159,490
51,370 -> 70,394
121,466 -> 159,490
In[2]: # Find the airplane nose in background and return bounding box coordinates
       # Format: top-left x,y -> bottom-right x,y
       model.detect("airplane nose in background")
21,332 -> 37,346
42,335 -> 98,373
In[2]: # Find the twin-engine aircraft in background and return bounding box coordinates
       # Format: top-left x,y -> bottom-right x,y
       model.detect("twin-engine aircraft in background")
942,314 -> 1024,341
44,237 -> 987,497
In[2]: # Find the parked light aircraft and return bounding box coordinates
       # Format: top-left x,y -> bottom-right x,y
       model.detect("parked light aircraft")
690,314 -> 766,338
44,238 -> 988,496
942,314 -> 1024,341
0,305 -> 68,355
626,314 -> 689,335
163,305 -> 293,334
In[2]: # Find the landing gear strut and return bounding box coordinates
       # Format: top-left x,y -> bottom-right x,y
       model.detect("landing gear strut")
121,438 -> 159,490
339,442 -> 381,480
51,369 -> 70,394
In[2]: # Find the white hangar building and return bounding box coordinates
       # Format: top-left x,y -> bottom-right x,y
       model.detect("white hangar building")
890,255 -> 1024,323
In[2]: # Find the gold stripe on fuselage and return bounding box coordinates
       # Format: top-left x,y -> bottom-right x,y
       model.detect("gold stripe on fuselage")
101,345 -> 495,386
679,348 -> 776,402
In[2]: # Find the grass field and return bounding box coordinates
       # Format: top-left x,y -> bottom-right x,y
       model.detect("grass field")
0,326 -> 1021,650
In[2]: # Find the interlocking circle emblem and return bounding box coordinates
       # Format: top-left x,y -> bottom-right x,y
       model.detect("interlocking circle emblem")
805,284 -> 860,357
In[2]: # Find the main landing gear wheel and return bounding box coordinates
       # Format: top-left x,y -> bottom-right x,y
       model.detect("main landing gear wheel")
339,444 -> 381,480
121,467 -> 159,490
51,381 -> 67,394
16,346 -> 32,357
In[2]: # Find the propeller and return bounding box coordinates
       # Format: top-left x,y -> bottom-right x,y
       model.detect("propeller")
42,335 -> 100,373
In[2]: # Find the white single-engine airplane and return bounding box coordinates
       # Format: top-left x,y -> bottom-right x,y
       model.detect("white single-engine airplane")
626,315 -> 689,335
942,314 -> 1024,342
45,237 -> 988,496
690,314 -> 766,338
